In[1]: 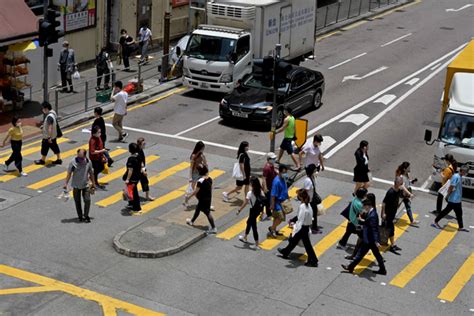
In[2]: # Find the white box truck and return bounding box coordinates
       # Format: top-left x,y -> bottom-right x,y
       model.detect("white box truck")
424,40 -> 474,190
182,0 -> 316,93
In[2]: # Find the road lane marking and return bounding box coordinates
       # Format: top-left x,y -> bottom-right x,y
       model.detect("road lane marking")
260,193 -> 340,251
354,213 -> 418,274
328,52 -> 367,70
405,78 -> 420,86
0,144 -> 88,182
307,43 -> 467,137
0,264 -> 164,315
318,136 -> 337,153
390,223 -> 458,288
374,94 -> 397,105
430,63 -> 442,70
340,114 -> 369,126
27,149 -> 129,190
0,138 -> 69,161
437,252 -> 474,302
96,161 -> 190,208
342,66 -> 388,82
137,169 -> 225,215
316,31 -> 341,42
380,33 -> 412,47
446,4 -> 473,12
324,49 -> 463,159
341,20 -> 368,31
175,116 -> 221,136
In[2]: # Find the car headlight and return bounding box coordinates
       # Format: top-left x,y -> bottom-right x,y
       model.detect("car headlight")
220,74 -> 233,83
220,98 -> 228,108
183,67 -> 191,77
256,105 -> 272,112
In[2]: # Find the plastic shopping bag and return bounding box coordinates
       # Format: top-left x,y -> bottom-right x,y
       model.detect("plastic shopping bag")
122,184 -> 134,201
72,70 -> 81,80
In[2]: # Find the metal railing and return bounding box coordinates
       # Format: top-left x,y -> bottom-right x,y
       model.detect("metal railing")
49,51 -> 176,119
317,0 -> 400,31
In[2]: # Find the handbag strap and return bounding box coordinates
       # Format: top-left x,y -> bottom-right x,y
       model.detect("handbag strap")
309,176 -> 316,195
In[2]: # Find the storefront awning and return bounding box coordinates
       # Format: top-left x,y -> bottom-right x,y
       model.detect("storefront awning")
0,0 -> 38,46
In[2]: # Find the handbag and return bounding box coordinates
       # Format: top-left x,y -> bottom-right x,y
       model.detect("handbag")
438,179 -> 451,197
340,202 -> 352,220
281,200 -> 294,215
122,183 -> 135,201
379,221 -> 389,246
232,154 -> 244,180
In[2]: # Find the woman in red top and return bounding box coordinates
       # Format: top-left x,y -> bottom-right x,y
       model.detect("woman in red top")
89,126 -> 108,189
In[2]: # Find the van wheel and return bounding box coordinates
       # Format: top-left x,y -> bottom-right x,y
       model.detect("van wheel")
312,91 -> 322,109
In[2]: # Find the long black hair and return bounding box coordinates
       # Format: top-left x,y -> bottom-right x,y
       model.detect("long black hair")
237,141 -> 249,158
191,141 -> 205,159
250,176 -> 262,197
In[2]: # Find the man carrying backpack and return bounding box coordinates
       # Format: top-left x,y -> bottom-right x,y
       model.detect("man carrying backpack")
96,47 -> 111,91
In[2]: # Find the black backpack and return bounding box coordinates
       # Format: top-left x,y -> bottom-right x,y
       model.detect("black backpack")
96,52 -> 108,69
250,194 -> 265,213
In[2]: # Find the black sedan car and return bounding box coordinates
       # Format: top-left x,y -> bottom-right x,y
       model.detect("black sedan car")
219,63 -> 325,127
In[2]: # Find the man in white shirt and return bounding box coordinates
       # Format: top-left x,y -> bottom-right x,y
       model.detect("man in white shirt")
299,134 -> 324,174
138,24 -> 152,64
110,81 -> 129,141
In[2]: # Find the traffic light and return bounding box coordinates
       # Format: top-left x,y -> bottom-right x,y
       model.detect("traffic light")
38,9 -> 63,47
46,9 -> 63,44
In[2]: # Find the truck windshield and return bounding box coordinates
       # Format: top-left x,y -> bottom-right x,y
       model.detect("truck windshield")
440,113 -> 474,148
186,34 -> 236,62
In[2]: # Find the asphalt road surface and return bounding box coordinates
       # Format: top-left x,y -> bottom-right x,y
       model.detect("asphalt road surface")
0,0 -> 472,315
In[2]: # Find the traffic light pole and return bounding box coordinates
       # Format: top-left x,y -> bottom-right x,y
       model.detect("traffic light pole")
270,44 -> 281,153
43,0 -> 49,103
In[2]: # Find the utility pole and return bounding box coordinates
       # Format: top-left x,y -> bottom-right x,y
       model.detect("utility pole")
43,0 -> 49,102
270,44 -> 281,153
161,1 -> 171,81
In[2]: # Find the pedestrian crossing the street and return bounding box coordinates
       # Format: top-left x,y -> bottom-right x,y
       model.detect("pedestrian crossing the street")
0,138 -> 70,161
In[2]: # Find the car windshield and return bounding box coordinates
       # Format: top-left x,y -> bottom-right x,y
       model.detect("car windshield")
440,113 -> 474,148
243,76 -> 289,93
186,34 -> 236,62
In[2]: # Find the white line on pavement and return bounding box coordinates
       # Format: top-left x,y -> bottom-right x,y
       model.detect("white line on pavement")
421,175 -> 433,190
339,114 -> 369,126
380,33 -> 413,47
307,43 -> 467,137
323,51 -> 460,160
446,4 -> 473,12
430,63 -> 441,70
328,52 -> 367,70
405,78 -> 420,86
374,94 -> 397,105
175,116 -> 221,136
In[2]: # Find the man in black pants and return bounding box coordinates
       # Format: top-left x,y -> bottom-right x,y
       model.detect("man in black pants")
58,41 -> 75,93
342,196 -> 387,275
124,143 -> 142,213
34,102 -> 62,165
381,176 -> 404,253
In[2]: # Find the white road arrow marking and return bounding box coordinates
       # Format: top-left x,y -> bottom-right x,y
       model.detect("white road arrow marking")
340,114 -> 369,126
446,4 -> 473,12
405,78 -> 419,86
374,94 -> 397,105
319,136 -> 337,153
342,66 -> 388,82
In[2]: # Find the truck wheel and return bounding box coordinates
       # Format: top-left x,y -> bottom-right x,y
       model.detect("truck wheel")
312,91 -> 322,110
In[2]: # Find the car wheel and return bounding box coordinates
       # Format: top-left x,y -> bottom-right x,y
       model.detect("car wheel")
276,108 -> 285,128
312,91 -> 322,109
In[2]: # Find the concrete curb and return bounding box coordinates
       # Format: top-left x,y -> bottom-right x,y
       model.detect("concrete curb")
113,220 -> 207,259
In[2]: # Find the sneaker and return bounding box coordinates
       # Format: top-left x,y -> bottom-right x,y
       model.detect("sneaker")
238,235 -> 248,243
268,227 -> 276,238
393,245 -> 402,251
277,247 -> 288,259
222,192 -> 230,202
409,220 -> 420,226
52,159 -> 62,165
458,228 -> 470,232
122,133 -> 129,140
3,163 -> 9,172
312,229 -> 323,234
207,228 -> 217,234
20,172 -> 28,177
304,261 -> 318,267
84,217 -> 91,223
373,269 -> 387,275
186,218 -> 193,226
431,223 -> 442,229
34,160 -> 46,165
341,264 -> 353,273
107,159 -> 114,167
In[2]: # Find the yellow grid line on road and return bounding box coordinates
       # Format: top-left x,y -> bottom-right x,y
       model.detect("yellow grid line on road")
0,138 -> 70,161
437,252 -> 474,302
0,264 -> 164,315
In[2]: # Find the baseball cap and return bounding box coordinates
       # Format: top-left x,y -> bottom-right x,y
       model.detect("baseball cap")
266,152 -> 277,160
